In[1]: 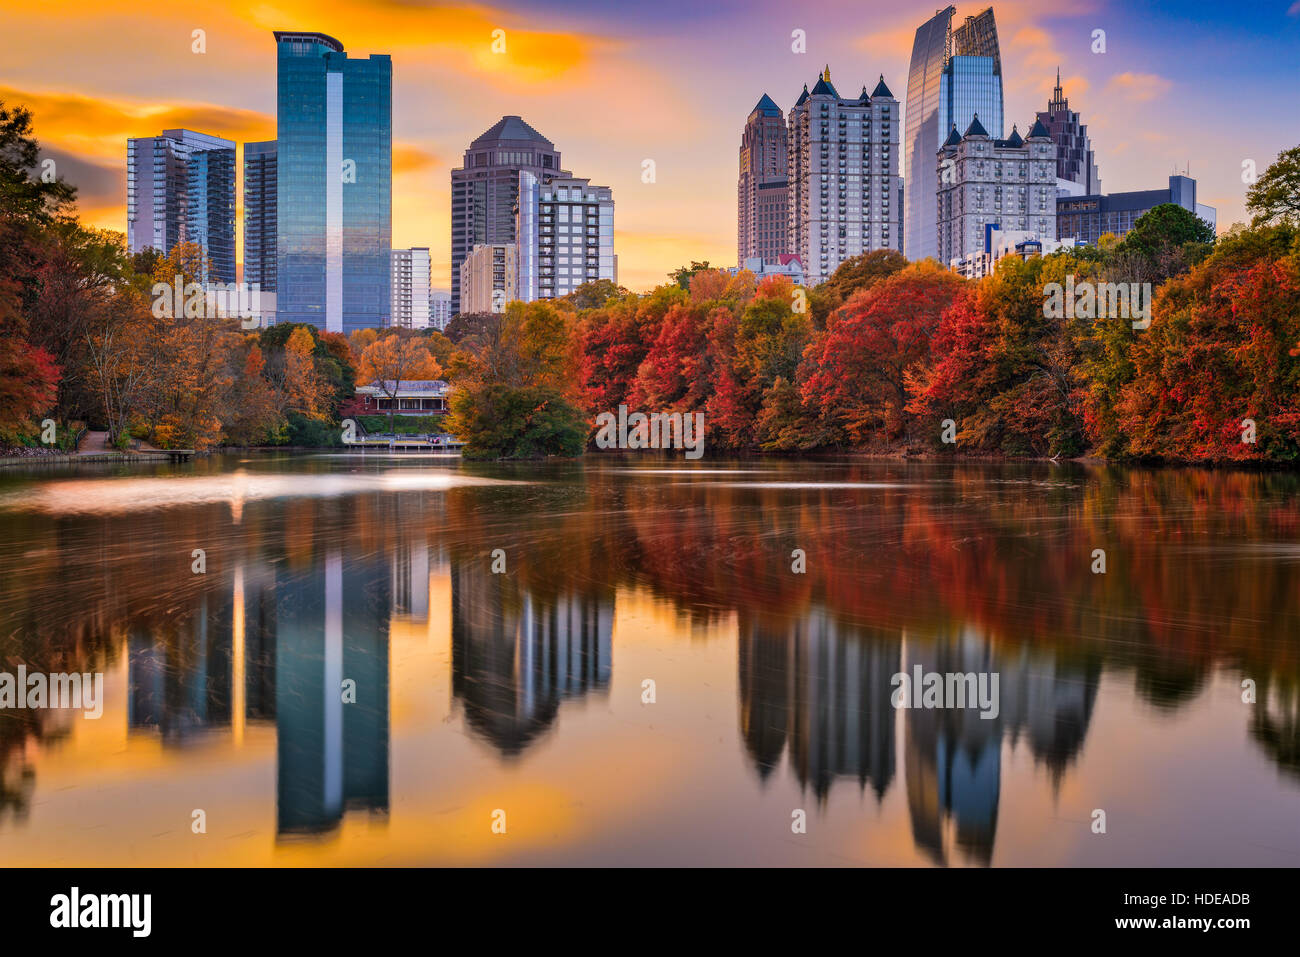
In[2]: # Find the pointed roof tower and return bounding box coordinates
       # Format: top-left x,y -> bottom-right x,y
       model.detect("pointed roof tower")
942,123 -> 962,148
964,112 -> 989,138
811,65 -> 838,97
751,93 -> 782,117
1027,117 -> 1051,139
871,73 -> 894,99
794,83 -> 810,107
1003,124 -> 1024,148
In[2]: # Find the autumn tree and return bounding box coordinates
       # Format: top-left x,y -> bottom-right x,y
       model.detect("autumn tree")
447,299 -> 586,459
357,334 -> 443,433
802,262 -> 966,444
808,248 -> 908,328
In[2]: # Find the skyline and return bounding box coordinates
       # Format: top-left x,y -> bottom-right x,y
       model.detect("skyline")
1,0 -> 1297,292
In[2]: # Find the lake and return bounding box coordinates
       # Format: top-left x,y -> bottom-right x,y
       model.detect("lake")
0,453 -> 1296,866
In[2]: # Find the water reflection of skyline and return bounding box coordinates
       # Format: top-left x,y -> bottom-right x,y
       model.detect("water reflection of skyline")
1,460 -> 1297,863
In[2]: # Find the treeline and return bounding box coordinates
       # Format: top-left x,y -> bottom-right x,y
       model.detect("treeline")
5,95 -> 1299,462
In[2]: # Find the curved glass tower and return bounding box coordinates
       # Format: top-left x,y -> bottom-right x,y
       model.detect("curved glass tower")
904,6 -> 1003,262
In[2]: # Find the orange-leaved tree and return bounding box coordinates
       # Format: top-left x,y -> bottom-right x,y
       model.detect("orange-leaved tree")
357,333 -> 443,433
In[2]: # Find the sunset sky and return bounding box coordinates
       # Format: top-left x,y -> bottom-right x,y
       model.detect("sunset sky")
1,0 -> 1297,292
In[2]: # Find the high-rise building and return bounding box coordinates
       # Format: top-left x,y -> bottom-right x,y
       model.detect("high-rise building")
1037,69 -> 1101,196
126,129 -> 236,282
936,117 -> 1057,268
450,116 -> 567,316
737,94 -> 789,266
242,140 -> 277,326
243,141 -> 277,290
429,291 -> 452,331
390,248 -> 431,329
516,174 -> 615,302
905,5 -> 1004,262
1056,175 -> 1216,246
274,31 -> 392,333
787,68 -> 901,286
459,243 -> 517,314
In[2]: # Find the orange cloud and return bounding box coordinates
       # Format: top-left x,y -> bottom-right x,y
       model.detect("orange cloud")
0,85 -> 273,162
1105,72 -> 1172,103
231,0 -> 605,86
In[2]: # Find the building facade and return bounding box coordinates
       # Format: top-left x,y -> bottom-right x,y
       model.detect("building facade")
904,5 -> 1004,262
1037,70 -> 1101,196
738,94 -> 789,266
450,116 -> 566,316
390,248 -> 431,329
429,291 -> 452,330
936,116 -> 1057,268
274,31 -> 392,333
459,243 -> 517,314
243,140 -> 277,290
1056,175 -> 1215,245
126,129 -> 236,283
516,173 -> 615,302
787,68 -> 901,286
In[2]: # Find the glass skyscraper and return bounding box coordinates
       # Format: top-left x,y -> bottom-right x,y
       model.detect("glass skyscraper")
274,31 -> 391,333
243,140 -> 277,291
126,129 -> 236,283
904,6 -> 1004,262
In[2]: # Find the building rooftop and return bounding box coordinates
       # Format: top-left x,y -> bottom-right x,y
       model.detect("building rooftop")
751,94 -> 782,117
471,115 -> 554,148
1027,117 -> 1052,139
810,66 -> 838,97
964,113 -> 990,138
360,380 -> 449,395
272,31 -> 344,53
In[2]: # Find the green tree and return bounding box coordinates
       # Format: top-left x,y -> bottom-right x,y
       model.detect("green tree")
669,261 -> 711,290
1246,144 -> 1300,226
451,384 -> 586,460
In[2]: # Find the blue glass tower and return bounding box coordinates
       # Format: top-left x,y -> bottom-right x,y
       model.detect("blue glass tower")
126,129 -> 235,283
904,6 -> 1004,261
275,31 -> 391,333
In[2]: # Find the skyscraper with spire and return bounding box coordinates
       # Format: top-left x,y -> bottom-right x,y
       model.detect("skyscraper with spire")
787,66 -> 901,285
1037,69 -> 1101,195
737,94 -> 789,266
904,6 -> 1005,261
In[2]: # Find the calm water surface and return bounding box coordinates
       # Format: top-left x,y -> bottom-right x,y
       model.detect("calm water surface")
0,454 -> 1296,866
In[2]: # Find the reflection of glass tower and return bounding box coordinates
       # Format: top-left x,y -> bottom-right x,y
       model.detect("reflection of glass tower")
904,6 -> 1004,261
128,592 -> 233,743
273,551 -> 390,836
274,31 -> 392,333
450,560 -> 612,756
738,608 -> 898,801
903,630 -> 1001,866
902,629 -> 1100,865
